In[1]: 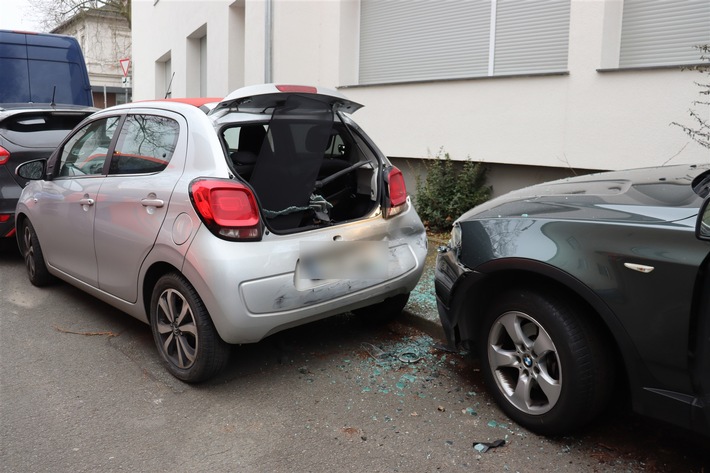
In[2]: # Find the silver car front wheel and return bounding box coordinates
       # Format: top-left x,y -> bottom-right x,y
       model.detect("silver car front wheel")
19,219 -> 52,287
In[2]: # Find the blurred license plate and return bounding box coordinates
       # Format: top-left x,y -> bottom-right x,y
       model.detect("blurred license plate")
299,241 -> 388,280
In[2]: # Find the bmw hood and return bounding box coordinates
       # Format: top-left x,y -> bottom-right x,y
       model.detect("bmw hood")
459,164 -> 710,225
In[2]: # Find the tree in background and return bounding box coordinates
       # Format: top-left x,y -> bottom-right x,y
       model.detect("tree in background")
672,45 -> 709,150
30,0 -> 131,30
415,150 -> 491,233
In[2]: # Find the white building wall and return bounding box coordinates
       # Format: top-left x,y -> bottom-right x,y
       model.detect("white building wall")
343,0 -> 708,170
54,14 -> 131,88
132,0 -> 710,172
133,0 -> 245,99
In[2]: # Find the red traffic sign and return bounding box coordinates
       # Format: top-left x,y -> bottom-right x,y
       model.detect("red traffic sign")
119,58 -> 130,77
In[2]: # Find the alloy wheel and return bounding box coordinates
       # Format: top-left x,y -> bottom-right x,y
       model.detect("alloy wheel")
23,224 -> 36,280
487,310 -> 562,415
155,288 -> 199,370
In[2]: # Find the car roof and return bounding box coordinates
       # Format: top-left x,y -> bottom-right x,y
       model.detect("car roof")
136,97 -> 221,113
153,97 -> 221,106
0,104 -> 97,123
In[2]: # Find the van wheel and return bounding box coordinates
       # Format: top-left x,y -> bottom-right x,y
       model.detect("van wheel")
150,273 -> 230,383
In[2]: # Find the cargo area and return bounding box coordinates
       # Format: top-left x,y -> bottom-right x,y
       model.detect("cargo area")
218,95 -> 380,233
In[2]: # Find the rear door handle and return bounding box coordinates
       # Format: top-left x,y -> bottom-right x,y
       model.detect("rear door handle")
141,198 -> 165,208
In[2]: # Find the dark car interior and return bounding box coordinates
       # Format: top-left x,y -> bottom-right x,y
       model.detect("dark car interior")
219,97 -> 377,233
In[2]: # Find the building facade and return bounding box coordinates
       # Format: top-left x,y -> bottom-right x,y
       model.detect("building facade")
53,8 -> 132,108
132,0 -> 710,195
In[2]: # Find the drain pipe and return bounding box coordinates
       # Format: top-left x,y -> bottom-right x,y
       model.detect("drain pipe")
264,0 -> 273,83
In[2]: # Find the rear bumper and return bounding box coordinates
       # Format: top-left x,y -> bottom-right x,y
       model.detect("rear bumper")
182,206 -> 428,344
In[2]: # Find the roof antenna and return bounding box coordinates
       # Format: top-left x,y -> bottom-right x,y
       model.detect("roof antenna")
164,72 -> 175,99
50,85 -> 56,107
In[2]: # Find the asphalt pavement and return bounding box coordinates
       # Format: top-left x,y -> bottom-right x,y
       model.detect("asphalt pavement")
1,238 -> 708,472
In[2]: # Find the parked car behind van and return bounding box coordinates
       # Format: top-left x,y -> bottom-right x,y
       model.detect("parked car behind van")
0,30 -> 95,238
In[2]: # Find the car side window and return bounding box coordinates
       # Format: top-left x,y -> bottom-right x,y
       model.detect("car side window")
58,117 -> 119,177
109,114 -> 179,175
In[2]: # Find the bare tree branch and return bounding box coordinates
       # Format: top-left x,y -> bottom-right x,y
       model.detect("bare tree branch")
671,45 -> 710,154
29,0 -> 130,31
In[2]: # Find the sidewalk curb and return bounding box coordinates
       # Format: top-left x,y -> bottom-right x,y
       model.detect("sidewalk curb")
401,309 -> 446,342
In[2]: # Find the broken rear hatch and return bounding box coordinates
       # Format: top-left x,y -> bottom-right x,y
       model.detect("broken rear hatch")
210,84 -> 394,234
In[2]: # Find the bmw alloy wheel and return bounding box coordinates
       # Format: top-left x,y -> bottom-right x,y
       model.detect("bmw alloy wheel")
487,310 -> 562,415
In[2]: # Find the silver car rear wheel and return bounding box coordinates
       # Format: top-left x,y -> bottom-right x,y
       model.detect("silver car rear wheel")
155,288 -> 199,370
150,273 -> 230,382
354,293 -> 409,325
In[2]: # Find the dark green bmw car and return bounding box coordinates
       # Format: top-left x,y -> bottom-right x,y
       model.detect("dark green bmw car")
435,163 -> 710,436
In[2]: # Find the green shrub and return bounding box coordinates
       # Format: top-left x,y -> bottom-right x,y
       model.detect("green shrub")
414,151 -> 491,233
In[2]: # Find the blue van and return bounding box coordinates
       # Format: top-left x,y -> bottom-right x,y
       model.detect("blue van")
0,30 -> 93,106
0,30 -> 96,238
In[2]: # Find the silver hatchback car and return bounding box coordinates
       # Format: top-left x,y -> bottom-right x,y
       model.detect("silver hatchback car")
15,84 -> 427,382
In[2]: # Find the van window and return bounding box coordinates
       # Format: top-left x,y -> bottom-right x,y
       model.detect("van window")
0,31 -> 93,106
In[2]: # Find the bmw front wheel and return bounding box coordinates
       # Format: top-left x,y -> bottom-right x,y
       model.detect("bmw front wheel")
479,288 -> 614,435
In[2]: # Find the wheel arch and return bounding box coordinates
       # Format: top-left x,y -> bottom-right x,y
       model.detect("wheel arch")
14,211 -> 28,247
141,261 -> 182,320
450,257 -> 639,395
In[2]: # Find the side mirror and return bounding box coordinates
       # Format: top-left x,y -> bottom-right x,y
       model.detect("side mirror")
697,197 -> 710,241
16,159 -> 47,181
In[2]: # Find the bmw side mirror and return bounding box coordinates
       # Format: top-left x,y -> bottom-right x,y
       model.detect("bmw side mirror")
697,197 -> 710,241
16,159 -> 47,181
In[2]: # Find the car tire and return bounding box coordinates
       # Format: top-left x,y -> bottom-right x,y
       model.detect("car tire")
19,219 -> 53,287
354,293 -> 410,325
150,273 -> 230,383
479,288 -> 613,435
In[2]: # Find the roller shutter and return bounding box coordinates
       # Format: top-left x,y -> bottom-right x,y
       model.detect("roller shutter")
493,0 -> 571,75
359,0 -> 491,84
620,0 -> 710,68
359,0 -> 571,84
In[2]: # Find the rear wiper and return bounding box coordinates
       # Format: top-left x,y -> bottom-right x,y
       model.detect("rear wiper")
314,160 -> 369,189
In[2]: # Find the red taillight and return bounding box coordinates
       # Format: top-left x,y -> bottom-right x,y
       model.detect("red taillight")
0,146 -> 9,165
190,179 -> 262,241
0,214 -> 13,238
275,85 -> 317,94
385,167 -> 407,218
